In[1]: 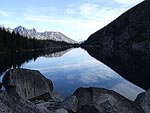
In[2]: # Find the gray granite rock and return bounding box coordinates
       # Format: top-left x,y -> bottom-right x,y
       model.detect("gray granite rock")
51,93 -> 64,103
36,94 -> 64,111
61,96 -> 78,112
0,91 -> 50,113
37,101 -> 56,111
54,108 -> 68,113
2,68 -> 53,100
134,88 -> 150,113
72,87 -> 145,113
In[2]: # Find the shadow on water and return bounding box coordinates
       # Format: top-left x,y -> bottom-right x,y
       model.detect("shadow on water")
83,47 -> 150,90
0,47 -> 72,76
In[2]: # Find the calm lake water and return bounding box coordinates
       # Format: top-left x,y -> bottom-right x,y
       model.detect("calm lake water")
0,48 -> 144,100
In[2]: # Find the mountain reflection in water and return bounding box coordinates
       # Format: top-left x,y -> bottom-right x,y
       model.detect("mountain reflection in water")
84,47 -> 150,90
0,47 -> 71,75
0,47 -> 146,100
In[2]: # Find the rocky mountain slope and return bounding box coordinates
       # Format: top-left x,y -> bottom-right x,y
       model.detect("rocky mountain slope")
83,0 -> 150,52
13,26 -> 77,44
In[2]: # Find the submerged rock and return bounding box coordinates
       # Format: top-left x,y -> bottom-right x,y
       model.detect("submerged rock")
2,68 -> 53,100
71,87 -> 145,113
134,88 -> 150,113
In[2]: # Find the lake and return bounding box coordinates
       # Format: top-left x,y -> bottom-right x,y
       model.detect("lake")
0,48 -> 145,100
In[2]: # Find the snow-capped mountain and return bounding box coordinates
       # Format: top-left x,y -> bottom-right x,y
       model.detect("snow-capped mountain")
13,26 -> 77,44
5,27 -> 13,33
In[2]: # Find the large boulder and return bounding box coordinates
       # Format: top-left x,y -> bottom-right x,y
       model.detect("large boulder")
69,87 -> 145,113
61,96 -> 78,112
134,88 -> 150,113
2,68 -> 53,100
0,91 -> 50,113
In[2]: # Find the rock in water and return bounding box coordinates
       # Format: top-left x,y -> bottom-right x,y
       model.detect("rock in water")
2,68 -> 53,100
134,88 -> 150,113
71,87 -> 145,113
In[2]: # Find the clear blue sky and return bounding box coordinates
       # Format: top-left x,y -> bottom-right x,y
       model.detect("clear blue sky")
0,0 -> 144,41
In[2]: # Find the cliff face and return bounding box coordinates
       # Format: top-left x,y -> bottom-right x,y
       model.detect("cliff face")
84,0 -> 150,52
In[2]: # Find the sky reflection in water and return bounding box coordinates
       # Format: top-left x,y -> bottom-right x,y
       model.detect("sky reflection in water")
21,48 -> 144,100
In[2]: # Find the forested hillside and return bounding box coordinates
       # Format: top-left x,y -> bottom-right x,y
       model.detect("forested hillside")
0,27 -> 73,53
83,1 -> 150,53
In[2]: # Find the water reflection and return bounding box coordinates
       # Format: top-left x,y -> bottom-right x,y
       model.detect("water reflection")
84,47 -> 150,90
0,47 -> 71,76
0,47 -> 146,100
17,48 -> 144,100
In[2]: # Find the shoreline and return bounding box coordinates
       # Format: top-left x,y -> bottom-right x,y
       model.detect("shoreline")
0,68 -> 149,113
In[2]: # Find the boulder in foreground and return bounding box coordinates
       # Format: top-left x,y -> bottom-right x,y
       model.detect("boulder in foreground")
135,88 -> 150,113
63,87 -> 145,113
0,91 -> 49,113
2,68 -> 53,100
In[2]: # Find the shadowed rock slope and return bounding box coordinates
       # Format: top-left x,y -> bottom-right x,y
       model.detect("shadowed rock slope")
84,0 -> 150,53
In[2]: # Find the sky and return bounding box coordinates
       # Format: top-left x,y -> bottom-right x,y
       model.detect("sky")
0,0 -> 144,42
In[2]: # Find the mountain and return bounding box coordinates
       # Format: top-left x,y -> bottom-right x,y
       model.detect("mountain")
13,26 -> 77,44
0,27 -> 75,53
44,48 -> 72,58
0,27 -> 46,53
83,0 -> 150,53
5,27 -> 13,33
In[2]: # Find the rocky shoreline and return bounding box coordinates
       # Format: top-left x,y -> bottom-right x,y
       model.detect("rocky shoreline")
0,68 -> 149,113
